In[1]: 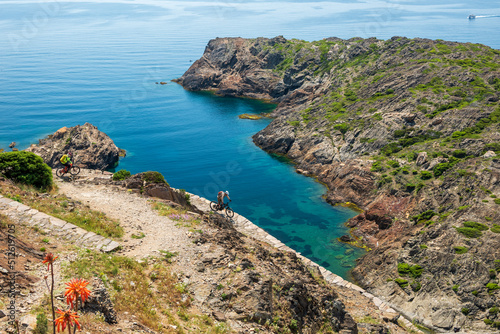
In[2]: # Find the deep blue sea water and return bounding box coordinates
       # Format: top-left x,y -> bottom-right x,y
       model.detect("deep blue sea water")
1,0 -> 499,279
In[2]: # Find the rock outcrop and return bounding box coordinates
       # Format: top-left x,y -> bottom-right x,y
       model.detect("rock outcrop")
194,213 -> 359,333
176,36 -> 500,331
116,172 -> 200,212
26,123 -> 121,170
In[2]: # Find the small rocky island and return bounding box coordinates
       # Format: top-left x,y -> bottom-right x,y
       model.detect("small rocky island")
176,36 -> 500,332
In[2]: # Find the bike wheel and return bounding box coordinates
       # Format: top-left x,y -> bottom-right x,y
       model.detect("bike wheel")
56,168 -> 64,178
210,201 -> 219,211
225,207 -> 235,218
70,166 -> 81,175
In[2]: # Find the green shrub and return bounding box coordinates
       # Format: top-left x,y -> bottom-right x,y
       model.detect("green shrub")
407,151 -> 418,162
113,169 -> 131,181
143,171 -> 168,185
433,162 -> 451,177
420,171 -> 433,180
395,278 -> 408,288
452,149 -> 467,158
33,313 -> 48,334
463,221 -> 488,231
411,280 -> 421,292
490,307 -> 499,314
370,161 -> 384,172
484,319 -> 493,325
0,151 -> 52,190
413,210 -> 437,223
494,198 -> 500,205
454,246 -> 468,254
483,142 -> 500,153
398,263 -> 423,278
420,244 -> 428,249
406,183 -> 416,192
334,123 -> 349,135
487,283 -> 500,292
387,160 -> 400,168
456,227 -> 482,238
490,269 -> 497,279
491,224 -> 500,233
472,290 -> 479,296
452,285 -> 459,292
461,308 -> 470,315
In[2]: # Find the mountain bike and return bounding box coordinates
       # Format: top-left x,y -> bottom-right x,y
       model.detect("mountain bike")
210,201 -> 235,218
56,163 -> 81,178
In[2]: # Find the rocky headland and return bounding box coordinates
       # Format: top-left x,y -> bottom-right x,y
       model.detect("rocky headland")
175,36 -> 500,332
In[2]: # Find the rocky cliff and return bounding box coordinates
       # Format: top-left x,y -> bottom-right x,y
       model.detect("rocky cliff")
26,122 -> 122,170
176,36 -> 500,332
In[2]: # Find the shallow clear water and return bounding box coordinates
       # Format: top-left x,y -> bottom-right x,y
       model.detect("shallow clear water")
1,0 -> 499,279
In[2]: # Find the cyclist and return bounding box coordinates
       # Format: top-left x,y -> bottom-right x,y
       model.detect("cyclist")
217,190 -> 231,209
60,152 -> 73,174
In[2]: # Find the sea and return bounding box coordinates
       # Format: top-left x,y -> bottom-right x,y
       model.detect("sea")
1,0 -> 499,279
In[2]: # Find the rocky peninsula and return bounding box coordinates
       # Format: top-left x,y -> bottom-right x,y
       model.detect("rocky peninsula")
175,36 -> 500,332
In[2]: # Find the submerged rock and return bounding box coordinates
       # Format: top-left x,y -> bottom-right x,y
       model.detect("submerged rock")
238,113 -> 264,120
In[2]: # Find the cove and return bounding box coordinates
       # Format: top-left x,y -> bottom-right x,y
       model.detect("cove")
0,2 -> 365,280
116,90 -> 365,279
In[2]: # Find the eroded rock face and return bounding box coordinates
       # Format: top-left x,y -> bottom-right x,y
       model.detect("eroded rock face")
195,214 -> 359,333
25,123 -> 121,170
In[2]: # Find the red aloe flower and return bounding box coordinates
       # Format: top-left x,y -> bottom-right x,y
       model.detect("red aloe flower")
42,253 -> 58,270
64,278 -> 91,308
54,309 -> 80,333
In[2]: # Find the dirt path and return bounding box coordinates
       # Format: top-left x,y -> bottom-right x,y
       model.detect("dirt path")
56,178 -> 202,261
53,173 -> 419,334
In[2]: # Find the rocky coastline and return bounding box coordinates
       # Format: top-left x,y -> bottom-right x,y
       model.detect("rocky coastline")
175,36 -> 500,332
0,124 -> 420,333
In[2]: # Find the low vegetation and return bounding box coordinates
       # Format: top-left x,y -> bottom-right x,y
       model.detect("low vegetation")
0,181 -> 123,238
112,169 -> 131,181
0,151 -> 53,190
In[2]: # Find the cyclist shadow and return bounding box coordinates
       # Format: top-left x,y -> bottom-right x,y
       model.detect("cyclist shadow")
210,208 -> 235,224
57,174 -> 74,182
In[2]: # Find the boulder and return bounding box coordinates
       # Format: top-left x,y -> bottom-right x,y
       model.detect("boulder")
25,123 -> 121,170
483,150 -> 496,158
415,152 -> 428,166
339,235 -> 353,242
82,277 -> 118,324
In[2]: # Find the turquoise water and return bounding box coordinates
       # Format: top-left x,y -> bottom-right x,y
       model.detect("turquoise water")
1,1 -> 499,279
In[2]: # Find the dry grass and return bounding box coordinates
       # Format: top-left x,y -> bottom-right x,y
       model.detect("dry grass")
150,201 -> 202,232
0,181 -> 123,238
63,250 -> 230,333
